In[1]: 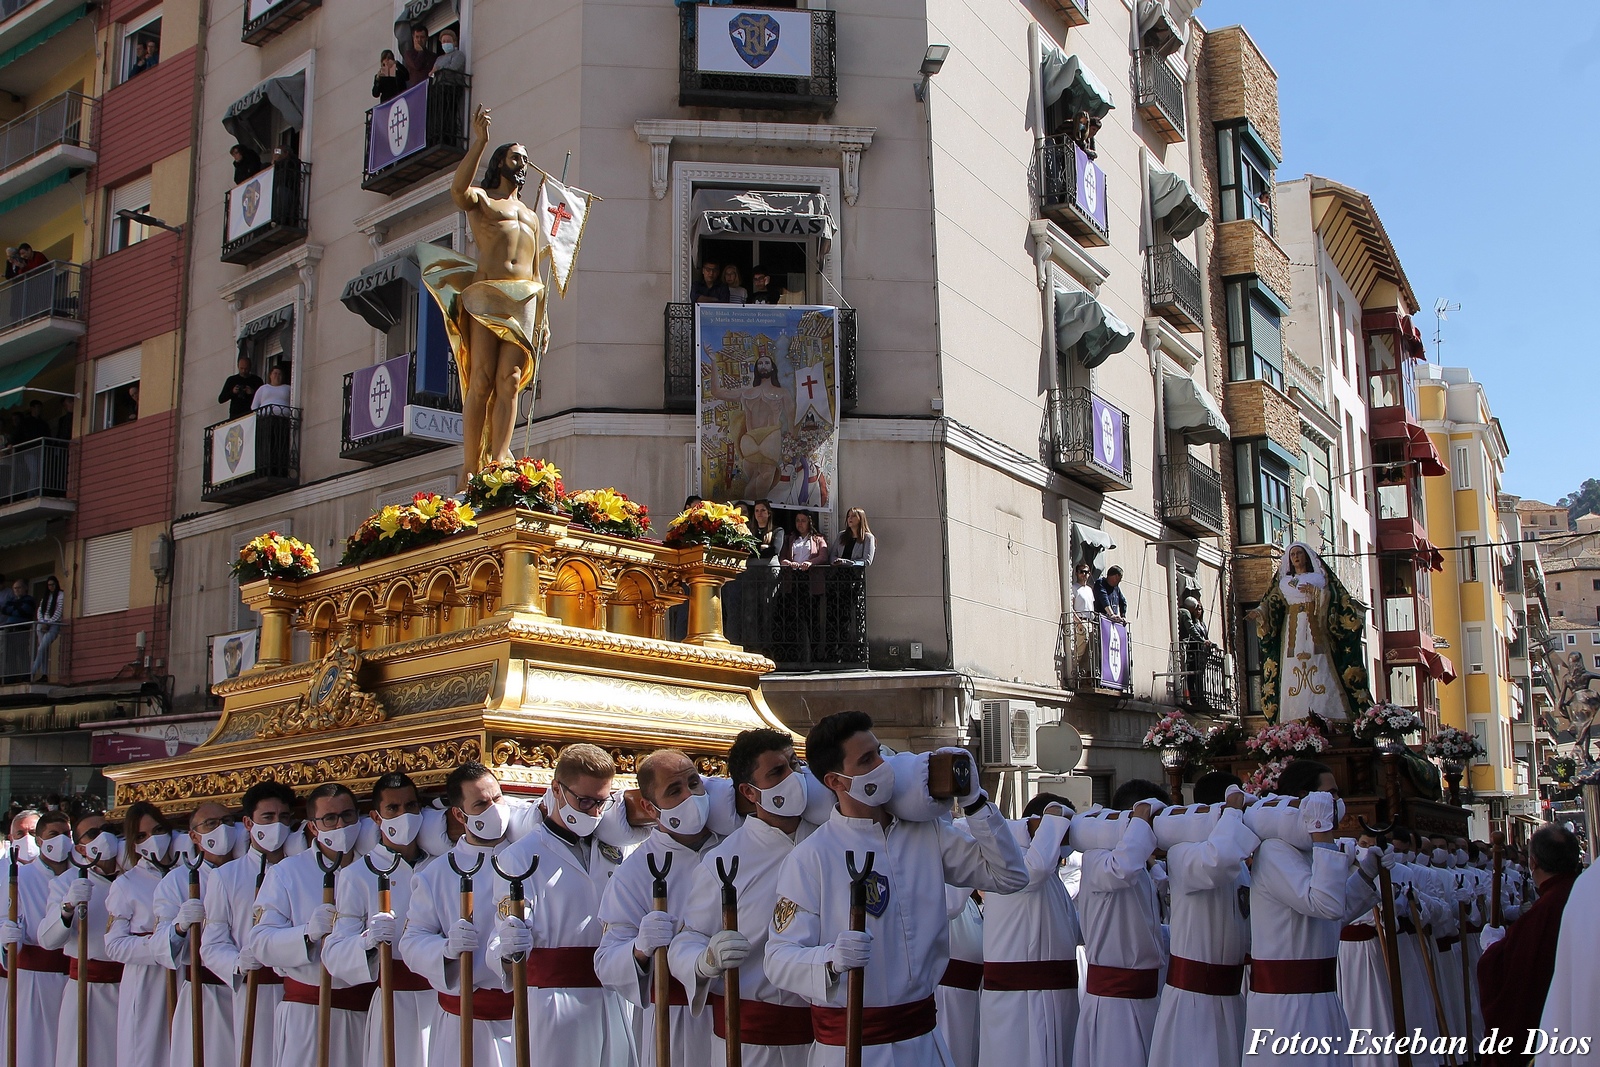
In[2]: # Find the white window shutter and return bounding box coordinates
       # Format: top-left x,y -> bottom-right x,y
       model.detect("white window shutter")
82,531 -> 134,616
110,176 -> 152,216
94,348 -> 142,393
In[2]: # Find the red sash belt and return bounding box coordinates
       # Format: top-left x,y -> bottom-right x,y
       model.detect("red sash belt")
67,958 -> 123,983
1084,964 -> 1160,1000
812,996 -> 937,1047
526,946 -> 602,989
1436,936 -> 1459,951
939,959 -> 983,991
283,977 -> 378,1011
199,967 -> 227,986
1340,925 -> 1378,942
711,994 -> 815,1045
438,989 -> 515,1021
391,961 -> 432,992
1396,918 -> 1418,935
649,975 -> 689,1007
251,969 -> 284,985
982,959 -> 1079,991
1249,957 -> 1338,995
1165,955 -> 1245,996
17,945 -> 69,973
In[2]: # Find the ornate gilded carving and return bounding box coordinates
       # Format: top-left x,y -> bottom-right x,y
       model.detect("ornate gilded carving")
519,666 -> 757,729
378,664 -> 498,717
260,639 -> 385,739
212,705 -> 291,745
491,739 -> 559,768
695,755 -> 729,777
609,749 -> 637,773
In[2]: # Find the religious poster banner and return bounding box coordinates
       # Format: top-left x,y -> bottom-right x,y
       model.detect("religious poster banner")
367,80 -> 429,173
1073,143 -> 1108,233
209,629 -> 258,685
696,7 -> 816,78
1088,393 -> 1124,476
91,721 -> 216,765
210,412 -> 258,486
696,303 -> 838,510
227,165 -> 275,242
1099,615 -> 1130,691
349,355 -> 410,440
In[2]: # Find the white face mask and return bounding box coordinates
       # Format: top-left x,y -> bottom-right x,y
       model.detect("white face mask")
317,824 -> 358,854
837,760 -> 895,808
250,820 -> 291,853
441,41 -> 456,52
465,799 -> 509,842
87,832 -> 120,863
136,833 -> 172,864
11,835 -> 38,864
754,771 -> 806,817
658,791 -> 710,836
1454,849 -> 1469,866
550,786 -> 605,838
380,813 -> 422,848
40,835 -> 72,863
199,823 -> 233,858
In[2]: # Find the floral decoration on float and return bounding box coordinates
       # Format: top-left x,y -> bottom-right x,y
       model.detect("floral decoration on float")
342,493 -> 477,565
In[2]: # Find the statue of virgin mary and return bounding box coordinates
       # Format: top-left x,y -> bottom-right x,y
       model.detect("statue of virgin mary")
1255,541 -> 1373,723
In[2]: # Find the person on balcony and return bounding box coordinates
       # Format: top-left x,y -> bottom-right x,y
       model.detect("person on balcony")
1093,565 -> 1127,623
251,365 -> 291,411
53,395 -> 73,440
229,144 -> 263,185
748,265 -> 782,305
219,355 -> 263,418
30,575 -> 62,683
780,511 -> 829,663
720,264 -> 748,304
431,29 -> 466,77
1178,596 -> 1214,706
372,50 -> 409,103
832,507 -> 875,568
7,244 -> 47,277
400,23 -> 436,85
692,260 -> 729,304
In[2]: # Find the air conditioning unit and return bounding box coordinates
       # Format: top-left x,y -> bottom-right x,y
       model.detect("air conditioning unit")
979,700 -> 1038,768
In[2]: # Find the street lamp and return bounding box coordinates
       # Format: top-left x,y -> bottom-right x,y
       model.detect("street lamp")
115,209 -> 184,235
914,44 -> 950,102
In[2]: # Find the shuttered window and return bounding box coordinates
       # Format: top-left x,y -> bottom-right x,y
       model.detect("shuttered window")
108,176 -> 153,253
1249,295 -> 1283,390
82,531 -> 134,616
93,348 -> 142,431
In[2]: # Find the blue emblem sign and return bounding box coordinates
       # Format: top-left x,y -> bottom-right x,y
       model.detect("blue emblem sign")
729,12 -> 779,69
862,871 -> 890,918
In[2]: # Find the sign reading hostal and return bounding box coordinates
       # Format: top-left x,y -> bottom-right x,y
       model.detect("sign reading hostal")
227,165 -> 275,241
696,7 -> 815,78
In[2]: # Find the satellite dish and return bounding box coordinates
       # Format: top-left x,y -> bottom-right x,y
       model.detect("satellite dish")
1034,722 -> 1084,776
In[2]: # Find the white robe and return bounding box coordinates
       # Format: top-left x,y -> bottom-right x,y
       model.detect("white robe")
1394,863 -> 1451,1067
936,888 -> 982,1067
1537,864 -> 1598,1067
152,861 -> 235,1067
38,867 -> 119,1067
765,803 -> 1028,1067
669,815 -> 813,1067
1243,840 -> 1374,1067
1072,816 -> 1164,1067
103,859 -> 172,1067
1335,910 -> 1393,1067
0,858 -> 69,1067
202,851 -> 283,1067
251,847 -> 371,1067
1149,808 -> 1259,1067
397,839 -> 514,1067
979,814 -> 1080,1067
596,828 -> 723,1067
324,850 -> 440,1067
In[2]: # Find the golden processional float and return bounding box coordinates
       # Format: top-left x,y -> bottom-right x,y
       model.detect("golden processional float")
105,506 -> 785,814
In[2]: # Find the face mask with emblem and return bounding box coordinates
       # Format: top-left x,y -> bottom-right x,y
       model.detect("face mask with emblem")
87,831 -> 120,863
40,834 -> 72,864
380,812 -> 422,848
250,820 -> 291,853
11,834 -> 38,864
199,823 -> 233,857
317,824 -> 359,855
465,799 -> 510,843
136,832 -> 172,864
753,770 -> 807,817
548,783 -> 606,838
837,759 -> 895,808
657,791 -> 710,836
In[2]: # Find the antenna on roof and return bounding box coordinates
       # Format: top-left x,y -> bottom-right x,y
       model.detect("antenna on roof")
1433,298 -> 1461,361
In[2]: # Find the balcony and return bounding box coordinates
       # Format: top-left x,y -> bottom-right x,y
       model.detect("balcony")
222,160 -> 310,266
1172,641 -> 1230,715
0,91 -> 95,204
678,5 -> 836,112
341,352 -> 463,463
242,0 -> 320,45
664,302 -> 857,413
1061,611 -> 1132,695
1037,134 -> 1109,246
362,73 -> 470,195
201,404 -> 300,504
1215,218 -> 1290,305
727,566 -> 866,671
1048,386 -> 1132,491
1042,0 -> 1089,27
1160,454 -> 1225,537
1147,243 -> 1202,331
1134,50 -> 1185,143
0,437 -> 71,524
0,262 -> 84,365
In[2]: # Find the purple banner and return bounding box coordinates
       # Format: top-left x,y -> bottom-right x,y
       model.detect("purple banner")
1099,615 -> 1129,690
1075,144 -> 1107,232
1089,394 -> 1124,474
367,80 -> 429,173
349,355 -> 410,440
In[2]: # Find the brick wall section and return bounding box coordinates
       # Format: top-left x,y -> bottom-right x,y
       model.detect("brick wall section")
1216,219 -> 1292,304
106,0 -> 161,25
67,411 -> 177,541
88,47 -> 198,192
1235,546 -> 1279,604
1223,380 -> 1302,457
64,605 -> 162,685
1200,26 -> 1281,160
82,230 -> 185,360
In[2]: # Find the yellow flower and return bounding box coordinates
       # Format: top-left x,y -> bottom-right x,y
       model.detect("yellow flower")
274,550 -> 293,568
416,496 -> 440,520
457,503 -> 475,525
378,505 -> 403,538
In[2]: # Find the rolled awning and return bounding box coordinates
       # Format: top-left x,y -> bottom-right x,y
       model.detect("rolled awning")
1137,0 -> 1186,56
1148,165 -> 1208,241
1405,423 -> 1448,478
340,248 -> 422,331
1073,523 -> 1116,565
223,73 -> 306,153
1041,43 -> 1115,119
1054,285 -> 1134,369
1163,370 -> 1229,445
0,345 -> 71,402
692,189 -> 836,244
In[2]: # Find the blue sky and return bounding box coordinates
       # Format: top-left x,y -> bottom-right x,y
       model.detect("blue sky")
1197,1 -> 1592,506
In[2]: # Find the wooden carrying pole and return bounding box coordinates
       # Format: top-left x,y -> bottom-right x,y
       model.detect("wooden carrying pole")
491,855 -> 539,1067
1490,832 -> 1504,927
844,851 -> 875,1067
1359,821 -> 1409,1067
7,855 -> 18,1067
448,852 -> 484,1067
70,855 -> 91,1067
1408,894 -> 1457,1067
239,854 -> 270,1067
187,859 -> 205,1067
315,850 -> 341,1067
366,852 -> 401,1067
648,853 -> 673,1067
1458,900 -> 1474,1057
717,857 -> 742,1067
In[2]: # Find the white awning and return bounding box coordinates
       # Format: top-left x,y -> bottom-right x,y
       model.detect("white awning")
691,189 -> 835,244
223,73 -> 306,154
1054,285 -> 1134,369
1041,42 -> 1115,119
1163,370 -> 1229,445
1148,165 -> 1208,241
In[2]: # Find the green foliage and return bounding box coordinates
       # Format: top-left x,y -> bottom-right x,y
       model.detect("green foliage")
1557,477 -> 1600,526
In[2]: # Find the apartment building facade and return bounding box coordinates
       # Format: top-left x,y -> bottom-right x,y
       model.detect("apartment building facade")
164,0 -> 1253,805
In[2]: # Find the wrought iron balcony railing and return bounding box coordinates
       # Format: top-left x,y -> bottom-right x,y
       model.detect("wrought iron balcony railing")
1042,0 -> 1089,28
1036,134 -> 1110,246
1160,453 -> 1224,537
726,565 -> 867,671
242,0 -> 320,45
362,73 -> 470,195
1147,243 -> 1202,331
0,437 -> 68,506
0,90 -> 94,175
202,404 -> 301,504
0,261 -> 82,336
1172,640 -> 1230,715
341,351 -> 463,462
1134,49 -> 1185,143
664,302 -> 857,414
1047,386 -> 1133,491
678,5 -> 836,111
1060,611 -> 1133,695
222,160 -> 311,265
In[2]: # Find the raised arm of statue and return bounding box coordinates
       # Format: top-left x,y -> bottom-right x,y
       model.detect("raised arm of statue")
452,104 -> 492,213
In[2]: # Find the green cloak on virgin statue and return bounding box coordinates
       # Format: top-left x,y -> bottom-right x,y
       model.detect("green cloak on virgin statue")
1254,541 -> 1374,724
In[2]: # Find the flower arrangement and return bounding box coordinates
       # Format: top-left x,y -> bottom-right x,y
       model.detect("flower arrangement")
1202,719 -> 1242,758
1141,710 -> 1206,757
663,500 -> 758,553
1245,757 -> 1292,796
342,493 -> 477,566
463,458 -> 565,514
1351,703 -> 1422,744
1422,725 -> 1484,765
232,532 -> 319,583
565,487 -> 650,539
1246,719 -> 1328,760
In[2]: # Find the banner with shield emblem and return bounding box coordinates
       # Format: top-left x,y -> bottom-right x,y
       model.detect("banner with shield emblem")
210,412 -> 259,486
227,165 -> 274,241
696,7 -> 816,77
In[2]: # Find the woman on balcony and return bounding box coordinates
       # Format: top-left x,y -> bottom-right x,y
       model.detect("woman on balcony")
779,510 -> 829,663
1253,542 -> 1373,725
30,575 -> 62,682
372,50 -> 410,103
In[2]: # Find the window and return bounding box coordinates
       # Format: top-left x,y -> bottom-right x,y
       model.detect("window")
82,531 -> 133,616
1242,605 -> 1263,715
1335,295 -> 1349,380
1470,720 -> 1490,765
1465,626 -> 1484,673
1225,280 -> 1284,390
383,236 -> 453,360
92,348 -> 141,430
1358,431 -> 1369,504
1461,537 -> 1479,583
1568,634 -> 1578,646
1389,664 -> 1419,708
1554,582 -> 1561,591
237,305 -> 295,398
1215,121 -> 1275,234
1593,654 -> 1599,670
1593,579 -> 1599,590
1234,440 -> 1292,547
120,8 -> 161,83
1453,446 -> 1471,491
108,176 -> 153,253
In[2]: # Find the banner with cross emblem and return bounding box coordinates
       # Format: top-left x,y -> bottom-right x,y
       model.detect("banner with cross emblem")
367,80 -> 429,173
535,174 -> 594,297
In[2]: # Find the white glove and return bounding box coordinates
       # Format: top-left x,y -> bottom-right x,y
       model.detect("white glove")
494,916 -> 532,962
0,919 -> 21,947
65,879 -> 93,907
1392,884 -> 1411,912
304,902 -> 337,943
1479,924 -> 1505,950
1358,847 -> 1382,880
1380,848 -> 1399,870
444,918 -> 479,960
696,929 -> 752,977
176,898 -> 206,932
1299,792 -> 1337,834
632,910 -> 679,957
236,942 -> 259,974
935,747 -> 983,806
1224,785 -> 1258,805
362,911 -> 396,950
827,929 -> 873,972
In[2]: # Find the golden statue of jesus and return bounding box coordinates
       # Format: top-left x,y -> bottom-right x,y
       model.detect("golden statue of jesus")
417,104 -> 550,486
